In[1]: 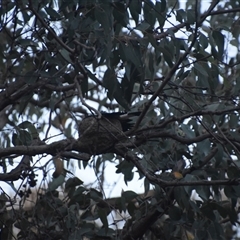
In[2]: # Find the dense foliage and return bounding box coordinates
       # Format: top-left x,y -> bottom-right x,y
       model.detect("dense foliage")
1,0 -> 240,239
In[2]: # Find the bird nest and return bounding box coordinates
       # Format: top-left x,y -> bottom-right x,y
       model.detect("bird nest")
77,116 -> 126,154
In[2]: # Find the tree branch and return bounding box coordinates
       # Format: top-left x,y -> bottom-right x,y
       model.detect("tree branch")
184,147 -> 218,175
0,139 -> 89,158
114,147 -> 239,187
0,139 -> 91,181
28,1 -> 75,54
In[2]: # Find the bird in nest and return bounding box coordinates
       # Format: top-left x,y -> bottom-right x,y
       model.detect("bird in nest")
77,112 -> 140,154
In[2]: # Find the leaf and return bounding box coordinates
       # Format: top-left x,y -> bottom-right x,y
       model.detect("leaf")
103,68 -> 116,100
159,47 -> 173,67
181,123 -> 195,138
113,85 -> 130,110
95,4 -> 112,36
143,0 -> 156,27
47,175 -> 65,192
0,194 -> 8,202
195,185 -> 210,201
81,78 -> 88,96
116,161 -> 134,185
122,190 -> 138,202
215,201 -> 229,218
155,1 -> 166,27
144,178 -> 150,195
183,174 -> 197,195
212,30 -> 224,58
73,186 -> 87,198
127,201 -> 137,217
59,49 -> 72,63
17,130 -> 32,146
184,231 -> 195,240
86,68 -> 102,84
194,62 -> 208,77
135,21 -> 150,31
229,113 -> 239,128
44,7 -> 61,20
120,42 -> 143,72
199,33 -> 209,49
203,103 -> 220,111
112,2 -> 129,27
176,9 -> 186,23
23,70 -> 39,84
168,206 -> 182,221
65,177 -> 84,190
97,227 -> 115,238
129,0 -> 141,25
198,140 -> 211,158
173,171 -> 183,179
178,70 -> 190,81
186,9 -> 195,24
98,208 -> 109,233
73,227 -> 92,237
69,186 -> 90,209
227,166 -> 240,178
201,203 -> 216,221
12,133 -> 21,146
18,121 -> 33,129
174,186 -> 191,209
90,188 -> 103,202
18,121 -> 39,139
18,39 -> 38,47
103,68 -> 129,109
224,186 -> 239,199
158,0 -> 166,12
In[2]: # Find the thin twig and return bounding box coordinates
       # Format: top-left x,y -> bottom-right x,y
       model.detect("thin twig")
74,76 -> 102,118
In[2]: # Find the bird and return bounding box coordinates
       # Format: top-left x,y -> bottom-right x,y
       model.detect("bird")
96,112 -> 140,131
77,111 -> 140,154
